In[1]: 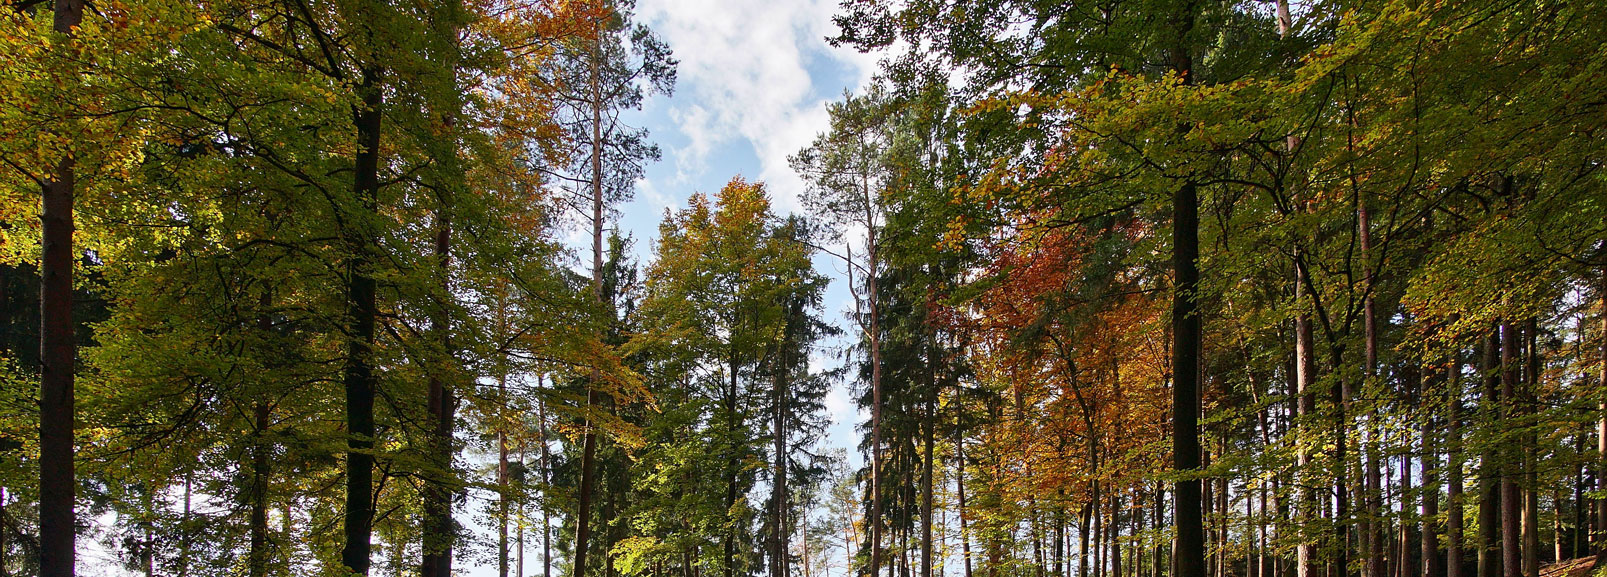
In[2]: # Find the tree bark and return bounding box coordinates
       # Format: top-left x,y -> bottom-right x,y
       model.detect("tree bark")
1598,266 -> 1607,568
1172,176 -> 1206,577
1501,323 -> 1521,577
1478,331 -> 1502,577
340,64 -> 384,577
248,392 -> 273,577
1295,255 -> 1318,577
423,213 -> 455,577
39,2 -> 83,576
1521,320 -> 1538,577
574,16 -> 608,577
1448,350 -> 1466,577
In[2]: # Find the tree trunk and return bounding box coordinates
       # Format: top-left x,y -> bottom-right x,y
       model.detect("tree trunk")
541,381 -> 553,577
869,221 -> 885,577
1447,348 -> 1464,577
1172,175 -> 1206,577
500,371 -> 511,577
922,345 -> 936,577
249,396 -> 273,577
39,2 -> 83,576
958,435 -> 973,577
1478,330 -> 1501,577
1295,255 -> 1318,577
1521,320 -> 1538,577
424,213 -> 455,577
340,64 -> 384,577
774,365 -> 788,577
1398,368 -> 1417,577
1598,266 -> 1607,568
1501,322 -> 1521,577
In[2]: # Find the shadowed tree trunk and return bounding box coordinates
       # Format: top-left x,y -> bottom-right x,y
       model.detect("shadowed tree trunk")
1501,322 -> 1521,577
340,64 -> 384,577
39,2 -> 84,577
1479,330 -> 1501,577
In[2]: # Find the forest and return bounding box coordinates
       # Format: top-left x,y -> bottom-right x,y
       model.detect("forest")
1,0 -> 1605,576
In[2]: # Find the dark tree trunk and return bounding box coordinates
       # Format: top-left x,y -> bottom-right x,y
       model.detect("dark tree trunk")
575,22 -> 608,577
773,366 -> 788,577
39,2 -> 83,576
1521,320 -> 1538,577
1447,348 -> 1464,577
248,396 -> 273,577
958,434 -> 973,577
1478,331 -> 1501,577
424,215 -> 455,577
1171,176 -> 1206,577
1501,323 -> 1521,577
340,65 -> 384,577
1599,267 -> 1607,567
922,346 -> 936,577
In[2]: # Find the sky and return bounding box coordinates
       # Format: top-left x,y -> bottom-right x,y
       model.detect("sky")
613,0 -> 879,457
464,0 -> 881,575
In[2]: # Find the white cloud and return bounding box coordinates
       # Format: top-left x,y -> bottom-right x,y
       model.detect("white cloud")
636,0 -> 879,213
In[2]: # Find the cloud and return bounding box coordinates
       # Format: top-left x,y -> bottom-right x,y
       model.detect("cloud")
636,0 -> 879,213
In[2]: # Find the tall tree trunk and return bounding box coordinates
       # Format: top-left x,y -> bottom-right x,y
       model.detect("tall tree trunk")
340,64 -> 384,577
520,436 -> 527,577
1447,348 -> 1464,577
39,2 -> 83,577
1295,256 -> 1318,577
248,394 -> 273,577
774,365 -> 788,577
1521,320 -> 1539,577
541,380 -> 553,577
1398,368 -> 1417,577
869,220 -> 885,577
958,435 -> 973,577
1172,175 -> 1206,577
1478,330 -> 1502,577
424,212 -> 455,577
923,345 -> 936,577
500,371 -> 511,577
1501,322 -> 1521,577
1598,266 -> 1607,568
575,17 -> 608,577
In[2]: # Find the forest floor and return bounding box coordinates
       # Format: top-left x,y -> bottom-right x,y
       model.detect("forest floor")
1541,557 -> 1597,577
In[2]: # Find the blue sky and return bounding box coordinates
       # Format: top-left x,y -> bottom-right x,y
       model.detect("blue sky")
610,0 -> 878,466
471,1 -> 879,575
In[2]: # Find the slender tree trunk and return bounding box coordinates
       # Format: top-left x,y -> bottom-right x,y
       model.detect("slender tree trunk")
541,382 -> 553,577
923,347 -> 937,577
1295,256 -> 1318,577
1521,320 -> 1539,577
774,365 -> 789,577
869,221 -> 885,577
424,212 -> 455,577
1448,348 -> 1464,577
500,370 -> 511,577
1501,322 -> 1521,577
1598,266 -> 1607,568
249,397 -> 273,577
1398,368 -> 1417,577
340,64 -> 384,577
1082,503 -> 1093,577
958,436 -> 973,577
1478,330 -> 1502,577
39,2 -> 83,576
575,18 -> 608,577
520,436 -> 527,577
1172,175 -> 1206,577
